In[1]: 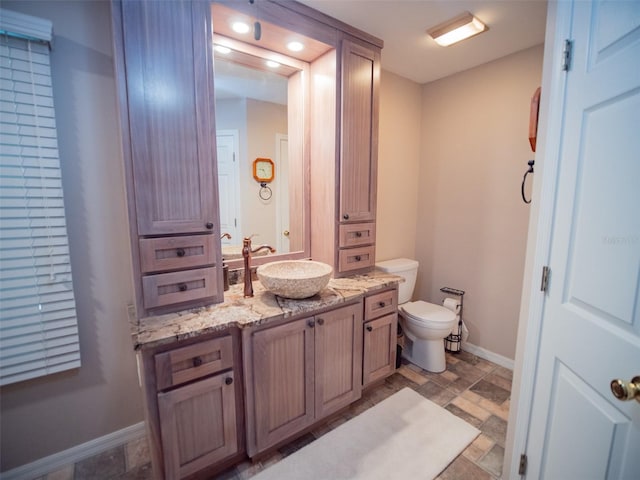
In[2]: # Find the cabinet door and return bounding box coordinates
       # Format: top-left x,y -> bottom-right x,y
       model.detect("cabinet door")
315,302 -> 363,418
252,317 -> 315,452
158,372 -> 237,479
121,0 -> 218,235
339,38 -> 380,223
363,313 -> 397,386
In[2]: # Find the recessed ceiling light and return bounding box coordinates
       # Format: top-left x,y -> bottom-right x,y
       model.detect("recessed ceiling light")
287,41 -> 304,52
215,45 -> 231,54
266,60 -> 280,68
427,11 -> 488,47
232,21 -> 250,34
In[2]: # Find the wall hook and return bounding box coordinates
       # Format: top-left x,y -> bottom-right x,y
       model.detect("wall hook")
521,160 -> 535,204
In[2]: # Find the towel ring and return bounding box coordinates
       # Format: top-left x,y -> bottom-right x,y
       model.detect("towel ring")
259,182 -> 272,201
521,160 -> 535,204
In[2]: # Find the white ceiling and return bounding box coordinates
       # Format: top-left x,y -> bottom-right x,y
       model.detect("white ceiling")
298,0 -> 548,84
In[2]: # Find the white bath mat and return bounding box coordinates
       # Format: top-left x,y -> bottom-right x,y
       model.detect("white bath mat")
252,387 -> 480,480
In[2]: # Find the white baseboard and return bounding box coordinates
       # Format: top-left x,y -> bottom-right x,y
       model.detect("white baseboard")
463,342 -> 514,370
2,422 -> 146,480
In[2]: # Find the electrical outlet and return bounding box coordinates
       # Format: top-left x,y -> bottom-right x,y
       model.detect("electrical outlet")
126,303 -> 137,323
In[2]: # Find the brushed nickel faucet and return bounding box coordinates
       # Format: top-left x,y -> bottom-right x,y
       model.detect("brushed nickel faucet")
242,237 -> 275,297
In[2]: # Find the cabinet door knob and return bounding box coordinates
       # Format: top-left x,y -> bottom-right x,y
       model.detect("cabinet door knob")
176,248 -> 186,257
225,377 -> 233,385
307,319 -> 315,328
366,325 -> 373,332
379,301 -> 386,308
178,283 -> 188,292
205,222 -> 214,230
317,318 -> 324,326
354,255 -> 361,261
355,231 -> 362,237
192,356 -> 203,367
343,213 -> 350,220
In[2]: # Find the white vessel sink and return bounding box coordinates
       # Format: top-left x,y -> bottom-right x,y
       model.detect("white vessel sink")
257,260 -> 333,299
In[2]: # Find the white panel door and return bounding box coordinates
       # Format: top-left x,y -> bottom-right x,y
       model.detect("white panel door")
525,2 -> 640,478
216,130 -> 240,242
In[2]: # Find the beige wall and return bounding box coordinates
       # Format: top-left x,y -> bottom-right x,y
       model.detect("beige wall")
0,1 -> 143,472
375,71 -> 422,261
415,45 -> 544,359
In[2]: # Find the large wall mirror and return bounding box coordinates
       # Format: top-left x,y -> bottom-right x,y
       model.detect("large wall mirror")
211,2 -> 333,268
211,2 -> 335,267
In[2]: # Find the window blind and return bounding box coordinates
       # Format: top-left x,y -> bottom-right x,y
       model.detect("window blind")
0,9 -> 80,386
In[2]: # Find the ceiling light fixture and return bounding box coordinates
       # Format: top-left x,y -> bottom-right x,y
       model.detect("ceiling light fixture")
287,41 -> 304,52
231,21 -> 250,34
427,11 -> 487,47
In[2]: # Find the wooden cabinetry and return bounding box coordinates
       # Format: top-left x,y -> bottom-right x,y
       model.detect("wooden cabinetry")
245,302 -> 363,456
138,331 -> 243,480
340,39 -> 380,225
158,372 -> 237,479
363,289 -> 398,386
112,0 -> 223,316
311,35 -> 381,276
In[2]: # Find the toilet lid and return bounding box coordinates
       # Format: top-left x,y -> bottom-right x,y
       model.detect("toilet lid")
401,301 -> 456,322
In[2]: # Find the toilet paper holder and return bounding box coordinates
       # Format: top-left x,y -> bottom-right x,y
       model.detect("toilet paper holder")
440,287 -> 465,353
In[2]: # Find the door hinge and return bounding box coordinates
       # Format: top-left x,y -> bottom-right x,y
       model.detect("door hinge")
541,265 -> 550,292
233,152 -> 236,162
562,39 -> 573,71
234,218 -> 237,227
519,453 -> 528,475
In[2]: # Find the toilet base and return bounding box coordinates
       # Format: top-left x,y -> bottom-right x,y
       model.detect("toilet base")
402,335 -> 447,373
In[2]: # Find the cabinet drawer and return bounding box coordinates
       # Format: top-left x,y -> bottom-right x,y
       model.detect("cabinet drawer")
338,246 -> 375,273
339,223 -> 376,248
155,336 -> 233,390
139,235 -> 215,274
364,289 -> 397,320
142,267 -> 217,309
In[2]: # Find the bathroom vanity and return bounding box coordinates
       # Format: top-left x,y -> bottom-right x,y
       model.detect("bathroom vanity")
133,274 -> 400,479
112,0 -> 391,477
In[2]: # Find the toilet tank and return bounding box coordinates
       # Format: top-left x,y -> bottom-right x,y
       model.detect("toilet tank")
375,258 -> 419,304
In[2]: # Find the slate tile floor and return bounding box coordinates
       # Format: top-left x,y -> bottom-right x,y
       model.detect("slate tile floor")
38,351 -> 512,480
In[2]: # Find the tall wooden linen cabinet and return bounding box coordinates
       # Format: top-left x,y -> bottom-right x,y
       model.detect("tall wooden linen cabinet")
112,0 -> 224,318
310,35 -> 381,276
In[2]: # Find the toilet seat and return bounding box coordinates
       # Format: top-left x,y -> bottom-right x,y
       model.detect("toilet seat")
400,301 -> 456,327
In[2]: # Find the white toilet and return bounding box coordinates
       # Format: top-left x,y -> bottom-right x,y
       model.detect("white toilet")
376,258 -> 457,373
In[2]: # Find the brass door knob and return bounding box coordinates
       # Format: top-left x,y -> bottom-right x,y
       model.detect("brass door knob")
283,230 -> 290,237
610,376 -> 640,402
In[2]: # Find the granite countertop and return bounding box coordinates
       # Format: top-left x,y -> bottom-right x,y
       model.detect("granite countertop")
132,270 -> 403,350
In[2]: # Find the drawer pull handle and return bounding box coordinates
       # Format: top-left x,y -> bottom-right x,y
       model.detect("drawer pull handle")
205,222 -> 214,230
317,318 -> 324,326
354,255 -> 361,261
176,248 -> 186,257
178,283 -> 188,292
192,356 -> 203,367
307,319 -> 315,328
225,377 -> 233,385
366,325 -> 373,332
379,301 -> 386,308
343,213 -> 350,220
355,231 -> 362,238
